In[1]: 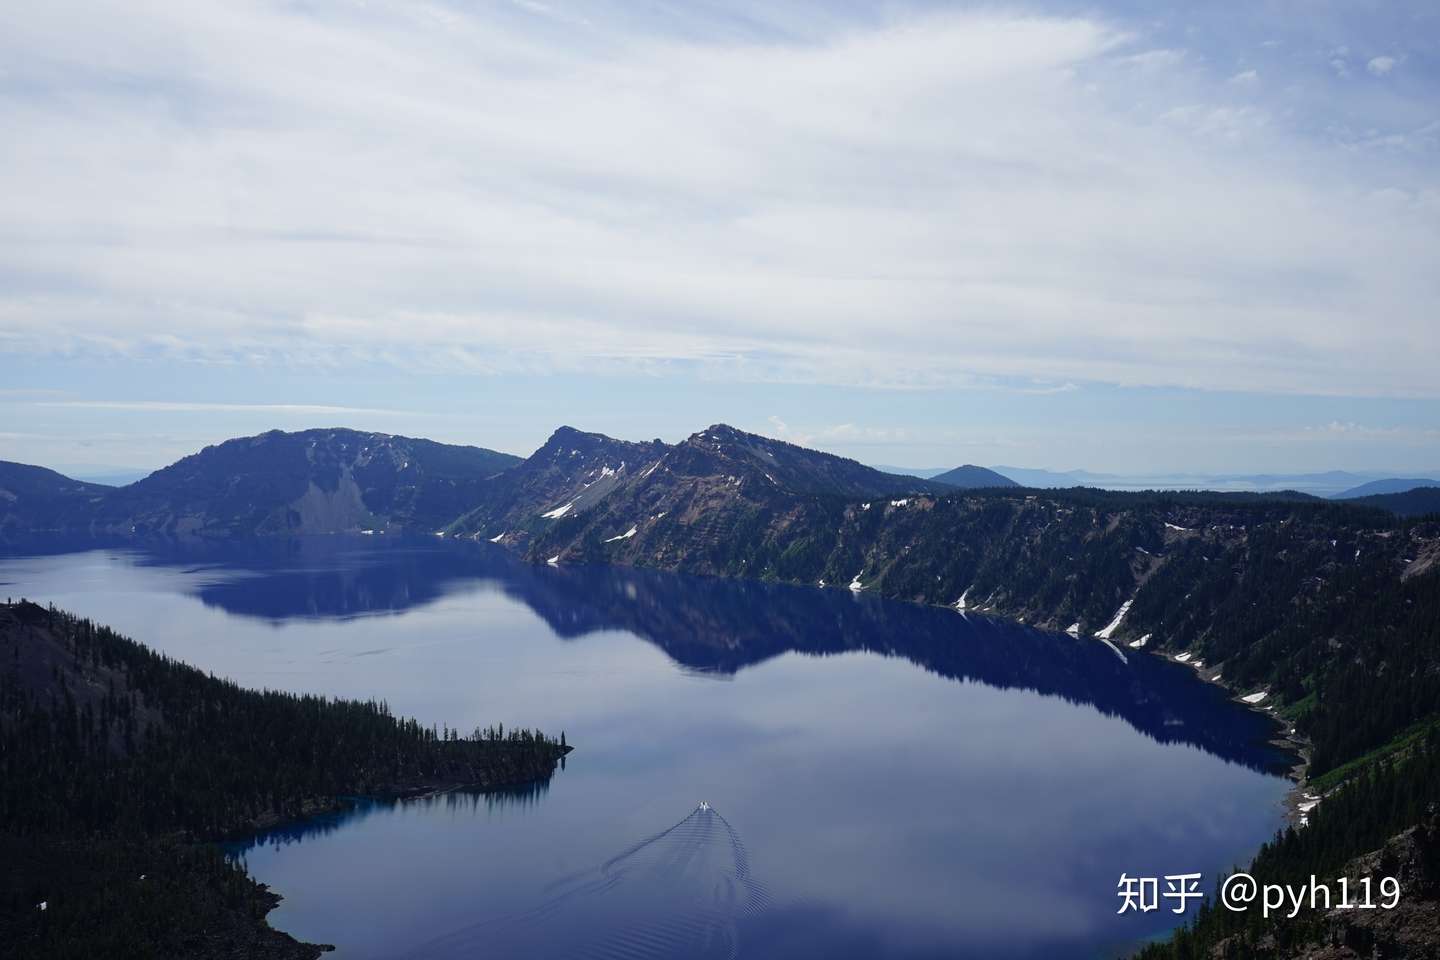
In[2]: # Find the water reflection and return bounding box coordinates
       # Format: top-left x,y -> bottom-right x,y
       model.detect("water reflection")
0,536 -> 1294,958
61,535 -> 1290,774
229,777 -> 556,857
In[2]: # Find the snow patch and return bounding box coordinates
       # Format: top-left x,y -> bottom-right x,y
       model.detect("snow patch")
604,526 -> 638,543
489,532 -> 506,543
1175,652 -> 1192,663
1129,633 -> 1151,649
541,500 -> 576,519
547,555 -> 560,565
1241,690 -> 1269,704
1164,522 -> 1193,532
1094,599 -> 1133,640
954,587 -> 972,611
849,573 -> 864,592
890,499 -> 909,507
1065,622 -> 1081,637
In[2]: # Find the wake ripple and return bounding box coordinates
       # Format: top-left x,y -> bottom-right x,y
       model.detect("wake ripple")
406,805 -> 773,960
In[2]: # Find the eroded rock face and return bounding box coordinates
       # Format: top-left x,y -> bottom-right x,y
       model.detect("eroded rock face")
0,428 -> 520,539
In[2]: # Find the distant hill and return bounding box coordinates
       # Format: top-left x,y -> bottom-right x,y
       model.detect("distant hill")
988,465 -> 1090,488
930,465 -> 1017,489
1334,478 -> 1440,500
0,429 -> 521,539
1349,487 -> 1440,518
989,466 -> 1383,497
0,462 -> 113,538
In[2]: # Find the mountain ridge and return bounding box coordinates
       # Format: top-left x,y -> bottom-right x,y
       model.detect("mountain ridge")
1,428 -> 521,539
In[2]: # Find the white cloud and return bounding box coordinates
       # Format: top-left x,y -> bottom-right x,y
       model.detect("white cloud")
1366,55 -> 1397,76
27,401 -> 414,416
1228,69 -> 1258,84
0,2 -> 1436,399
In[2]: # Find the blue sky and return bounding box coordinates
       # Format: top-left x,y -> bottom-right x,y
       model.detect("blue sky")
1,0 -> 1437,476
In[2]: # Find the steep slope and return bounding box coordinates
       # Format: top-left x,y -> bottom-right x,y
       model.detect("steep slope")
444,426 -> 667,546
930,464 -> 1017,488
447,423 -> 945,551
671,424 -> 951,498
112,428 -> 521,537
2,429 -> 520,539
0,463 -> 113,538
1335,477 -> 1440,499
520,424 -> 947,570
1137,737 -> 1440,960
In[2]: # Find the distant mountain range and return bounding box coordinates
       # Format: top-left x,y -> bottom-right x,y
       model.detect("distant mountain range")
966,466 -> 1437,499
4,426 -> 1436,546
1333,477 -> 1440,499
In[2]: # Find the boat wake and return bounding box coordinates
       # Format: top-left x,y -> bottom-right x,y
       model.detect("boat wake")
406,803 -> 773,959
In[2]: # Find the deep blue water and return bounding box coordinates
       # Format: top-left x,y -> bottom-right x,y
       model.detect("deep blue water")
0,537 -> 1293,959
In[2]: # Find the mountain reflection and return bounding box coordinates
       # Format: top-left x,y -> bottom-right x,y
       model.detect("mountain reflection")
35,535 -> 1290,774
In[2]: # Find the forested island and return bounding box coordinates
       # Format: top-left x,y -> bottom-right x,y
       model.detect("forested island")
0,600 -> 570,958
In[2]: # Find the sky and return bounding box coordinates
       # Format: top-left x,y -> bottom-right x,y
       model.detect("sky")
1,0 -> 1437,478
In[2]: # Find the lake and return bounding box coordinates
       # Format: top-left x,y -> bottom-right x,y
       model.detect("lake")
0,536 -> 1293,959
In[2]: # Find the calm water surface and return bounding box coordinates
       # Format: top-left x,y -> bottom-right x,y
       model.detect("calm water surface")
0,537 -> 1293,959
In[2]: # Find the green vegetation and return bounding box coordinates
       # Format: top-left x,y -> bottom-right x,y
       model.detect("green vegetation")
1135,730 -> 1440,960
0,600 -> 567,958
